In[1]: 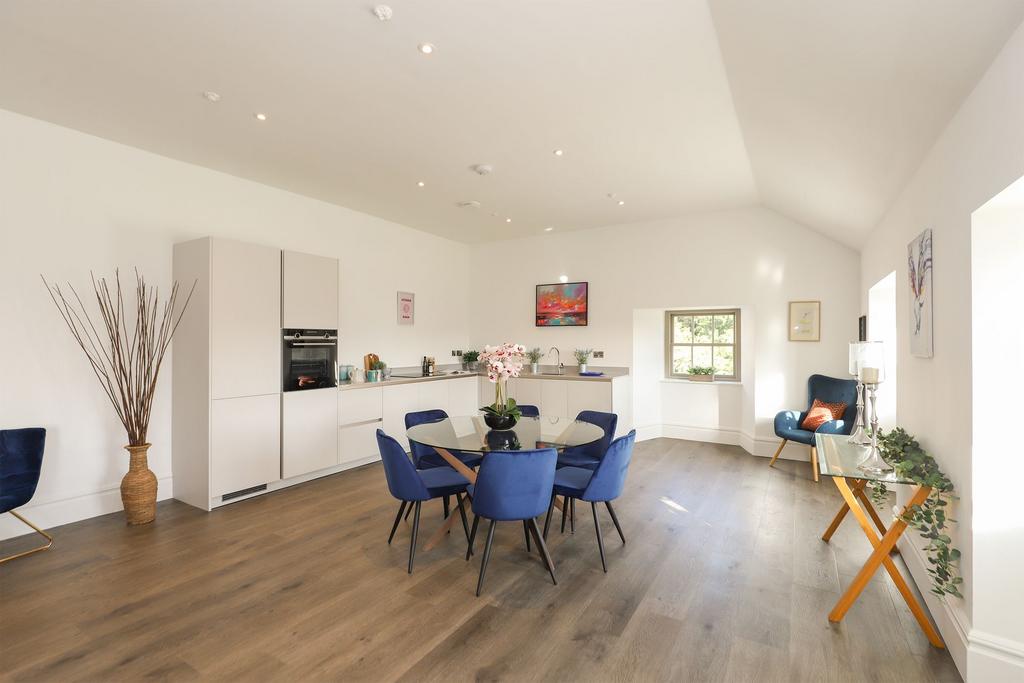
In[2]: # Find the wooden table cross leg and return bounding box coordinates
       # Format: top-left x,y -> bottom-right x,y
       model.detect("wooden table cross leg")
824,476 -> 944,649
821,478 -> 890,543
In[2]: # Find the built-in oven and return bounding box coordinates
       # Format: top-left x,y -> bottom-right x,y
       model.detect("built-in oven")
282,329 -> 338,392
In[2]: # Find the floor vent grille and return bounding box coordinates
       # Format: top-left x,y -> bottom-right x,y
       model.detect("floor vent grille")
222,484 -> 267,502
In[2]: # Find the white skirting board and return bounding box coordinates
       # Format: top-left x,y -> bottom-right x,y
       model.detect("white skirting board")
0,476 -> 174,541
636,422 -> 812,463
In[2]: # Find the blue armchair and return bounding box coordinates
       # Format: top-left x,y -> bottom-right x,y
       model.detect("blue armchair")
769,375 -> 858,482
1,428 -> 51,564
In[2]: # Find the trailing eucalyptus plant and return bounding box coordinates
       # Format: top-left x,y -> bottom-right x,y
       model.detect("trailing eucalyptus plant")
868,427 -> 962,598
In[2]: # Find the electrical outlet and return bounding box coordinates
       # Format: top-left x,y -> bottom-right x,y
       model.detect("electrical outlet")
594,351 -> 605,359
451,349 -> 460,357
457,350 -> 463,356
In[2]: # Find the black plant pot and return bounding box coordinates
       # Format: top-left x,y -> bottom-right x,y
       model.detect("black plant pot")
483,412 -> 518,430
486,430 -> 522,451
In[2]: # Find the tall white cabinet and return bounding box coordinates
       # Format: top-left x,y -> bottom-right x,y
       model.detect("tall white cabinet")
172,238 -> 283,510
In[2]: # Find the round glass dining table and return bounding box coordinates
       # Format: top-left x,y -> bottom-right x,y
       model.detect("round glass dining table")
406,415 -> 605,550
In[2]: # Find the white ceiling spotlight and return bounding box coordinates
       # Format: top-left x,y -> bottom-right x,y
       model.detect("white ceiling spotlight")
559,275 -> 569,283
505,217 -> 512,223
417,181 -> 425,187
418,43 -> 435,55
544,227 -> 554,232
373,5 -> 393,21
471,164 -> 493,176
254,112 -> 268,121
201,91 -> 221,102
618,200 -> 625,206
553,149 -> 564,157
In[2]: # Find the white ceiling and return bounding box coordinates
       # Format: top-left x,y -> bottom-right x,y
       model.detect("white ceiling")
0,1 -> 1021,247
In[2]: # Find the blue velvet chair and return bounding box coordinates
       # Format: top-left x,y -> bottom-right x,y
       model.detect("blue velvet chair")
517,404 -> 540,418
769,374 -> 858,482
376,430 -> 471,573
0,428 -> 51,564
557,410 -> 617,470
465,448 -> 558,596
545,430 -> 635,572
404,409 -> 483,524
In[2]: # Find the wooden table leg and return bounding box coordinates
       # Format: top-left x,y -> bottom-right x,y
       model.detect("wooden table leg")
828,477 -> 943,648
822,479 -> 888,541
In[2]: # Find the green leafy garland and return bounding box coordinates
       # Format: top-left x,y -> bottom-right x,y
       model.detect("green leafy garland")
868,428 -> 962,598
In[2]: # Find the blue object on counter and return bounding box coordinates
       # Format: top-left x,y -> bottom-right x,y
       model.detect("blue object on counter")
578,371 -> 605,377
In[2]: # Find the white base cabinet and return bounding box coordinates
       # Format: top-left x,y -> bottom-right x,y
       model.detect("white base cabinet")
210,394 -> 281,497
478,375 -> 631,436
283,388 -> 339,479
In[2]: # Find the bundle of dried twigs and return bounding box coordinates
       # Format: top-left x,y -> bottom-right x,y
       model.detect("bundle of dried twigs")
42,269 -> 196,446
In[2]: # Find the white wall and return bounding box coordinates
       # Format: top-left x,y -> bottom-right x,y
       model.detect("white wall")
858,21 -> 1024,680
468,207 -> 860,456
0,108 -> 471,539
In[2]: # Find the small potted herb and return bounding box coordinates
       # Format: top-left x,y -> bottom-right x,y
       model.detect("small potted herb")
689,366 -> 714,382
368,359 -> 386,382
574,348 -> 593,373
462,350 -> 480,371
526,347 -> 544,373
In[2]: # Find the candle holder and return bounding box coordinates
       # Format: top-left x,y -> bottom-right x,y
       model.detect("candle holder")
857,382 -> 892,474
847,380 -> 871,446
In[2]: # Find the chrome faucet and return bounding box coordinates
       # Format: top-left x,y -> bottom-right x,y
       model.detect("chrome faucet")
548,347 -> 564,374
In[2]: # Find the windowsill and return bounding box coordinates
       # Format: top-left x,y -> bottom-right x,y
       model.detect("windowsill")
660,378 -> 743,386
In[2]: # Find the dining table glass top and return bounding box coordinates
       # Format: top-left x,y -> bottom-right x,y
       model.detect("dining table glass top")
406,415 -> 605,453
814,433 -> 916,485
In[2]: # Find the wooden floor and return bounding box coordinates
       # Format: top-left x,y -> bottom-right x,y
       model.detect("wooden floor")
0,438 -> 961,682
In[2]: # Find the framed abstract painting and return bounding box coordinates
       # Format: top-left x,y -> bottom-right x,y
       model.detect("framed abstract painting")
908,228 -> 933,358
536,282 -> 588,327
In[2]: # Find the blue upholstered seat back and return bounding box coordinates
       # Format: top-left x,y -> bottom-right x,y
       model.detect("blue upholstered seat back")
471,448 -> 557,521
376,430 -> 431,502
404,409 -> 449,467
517,404 -> 540,418
582,430 -> 636,502
807,374 -> 859,434
0,428 -> 47,513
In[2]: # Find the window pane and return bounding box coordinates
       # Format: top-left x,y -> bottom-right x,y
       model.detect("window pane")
672,315 -> 693,343
693,316 -> 713,343
692,345 -> 713,369
713,314 -> 735,343
671,346 -> 692,374
713,346 -> 735,377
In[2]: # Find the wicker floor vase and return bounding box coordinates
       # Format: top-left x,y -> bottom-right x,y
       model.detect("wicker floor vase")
121,443 -> 158,525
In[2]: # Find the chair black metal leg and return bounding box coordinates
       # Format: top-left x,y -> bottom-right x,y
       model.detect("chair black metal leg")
543,494 -> 556,541
592,501 -> 607,572
523,520 -> 532,553
561,495 -> 568,534
456,493 -> 471,543
570,497 -> 575,534
605,501 -> 625,545
408,501 -> 422,574
466,514 -> 480,560
528,519 -> 558,586
388,501 -> 407,544
476,519 -> 498,597
404,503 -> 413,521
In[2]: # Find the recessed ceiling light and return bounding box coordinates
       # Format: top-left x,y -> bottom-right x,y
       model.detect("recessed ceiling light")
254,112 -> 268,121
418,43 -> 435,54
617,200 -> 625,206
559,275 -> 569,283
544,227 -> 554,232
505,218 -> 512,223
202,91 -> 221,102
553,149 -> 564,157
417,181 -> 425,187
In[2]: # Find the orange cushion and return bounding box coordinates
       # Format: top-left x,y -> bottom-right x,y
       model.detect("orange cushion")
800,399 -> 847,431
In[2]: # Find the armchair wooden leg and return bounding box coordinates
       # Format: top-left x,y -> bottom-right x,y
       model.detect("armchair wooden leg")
768,439 -> 787,467
811,446 -> 820,483
0,511 -> 53,564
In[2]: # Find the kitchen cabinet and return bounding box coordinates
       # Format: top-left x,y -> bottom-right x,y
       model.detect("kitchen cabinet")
566,381 -> 612,418
417,380 -> 449,414
448,377 -> 479,415
382,383 -> 420,452
540,380 -> 569,419
211,395 -> 281,497
281,250 -> 339,329
513,378 -> 543,411
339,421 -> 380,466
283,388 -> 339,479
339,386 -> 382,426
338,386 -> 384,465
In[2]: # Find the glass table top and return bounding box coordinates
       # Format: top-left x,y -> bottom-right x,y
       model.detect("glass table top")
406,416 -> 605,453
814,433 -> 916,485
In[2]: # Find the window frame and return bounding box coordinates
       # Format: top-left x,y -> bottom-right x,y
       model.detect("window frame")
664,308 -> 741,381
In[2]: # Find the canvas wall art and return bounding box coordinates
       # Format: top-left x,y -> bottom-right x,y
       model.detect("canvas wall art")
536,282 -> 588,326
908,228 -> 933,358
788,300 -> 821,341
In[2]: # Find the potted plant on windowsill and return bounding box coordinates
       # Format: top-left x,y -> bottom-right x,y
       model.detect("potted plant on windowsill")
480,343 -> 525,429
574,348 -> 593,374
462,350 -> 480,371
526,347 -> 544,374
689,366 -> 714,382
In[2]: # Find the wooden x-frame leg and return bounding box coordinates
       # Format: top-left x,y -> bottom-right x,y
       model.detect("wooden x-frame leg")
823,476 -> 944,649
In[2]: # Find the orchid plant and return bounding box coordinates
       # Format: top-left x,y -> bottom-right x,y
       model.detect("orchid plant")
480,342 -> 526,419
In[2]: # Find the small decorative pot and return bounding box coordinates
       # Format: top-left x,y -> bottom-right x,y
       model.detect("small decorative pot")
367,369 -> 380,382
486,429 -> 522,451
579,363 -> 588,374
121,443 -> 157,525
531,362 -> 539,374
483,412 -> 518,430
690,374 -> 713,382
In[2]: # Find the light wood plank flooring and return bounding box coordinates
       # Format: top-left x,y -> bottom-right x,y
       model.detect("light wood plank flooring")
0,438 -> 961,682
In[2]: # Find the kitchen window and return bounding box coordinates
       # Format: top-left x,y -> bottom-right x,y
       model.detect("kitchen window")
665,309 -> 741,381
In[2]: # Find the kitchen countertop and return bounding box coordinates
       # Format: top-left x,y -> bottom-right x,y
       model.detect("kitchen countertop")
338,365 -> 629,391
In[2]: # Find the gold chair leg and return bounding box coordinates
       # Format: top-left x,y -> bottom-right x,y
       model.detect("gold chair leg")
768,439 -> 787,467
811,446 -> 820,482
0,511 -> 53,564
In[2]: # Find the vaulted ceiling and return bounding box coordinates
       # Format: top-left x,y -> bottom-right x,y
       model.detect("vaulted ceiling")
1,1 -> 1021,247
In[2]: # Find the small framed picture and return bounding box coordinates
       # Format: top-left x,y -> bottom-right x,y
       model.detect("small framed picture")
858,315 -> 867,342
789,301 -> 820,342
397,291 -> 414,325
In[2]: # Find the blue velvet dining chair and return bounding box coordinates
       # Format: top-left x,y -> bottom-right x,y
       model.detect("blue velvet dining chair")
553,410 -> 618,531
517,404 -> 540,418
0,427 -> 51,564
404,409 -> 483,524
376,430 -> 471,573
769,374 -> 858,482
465,448 -> 558,596
545,430 -> 635,572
